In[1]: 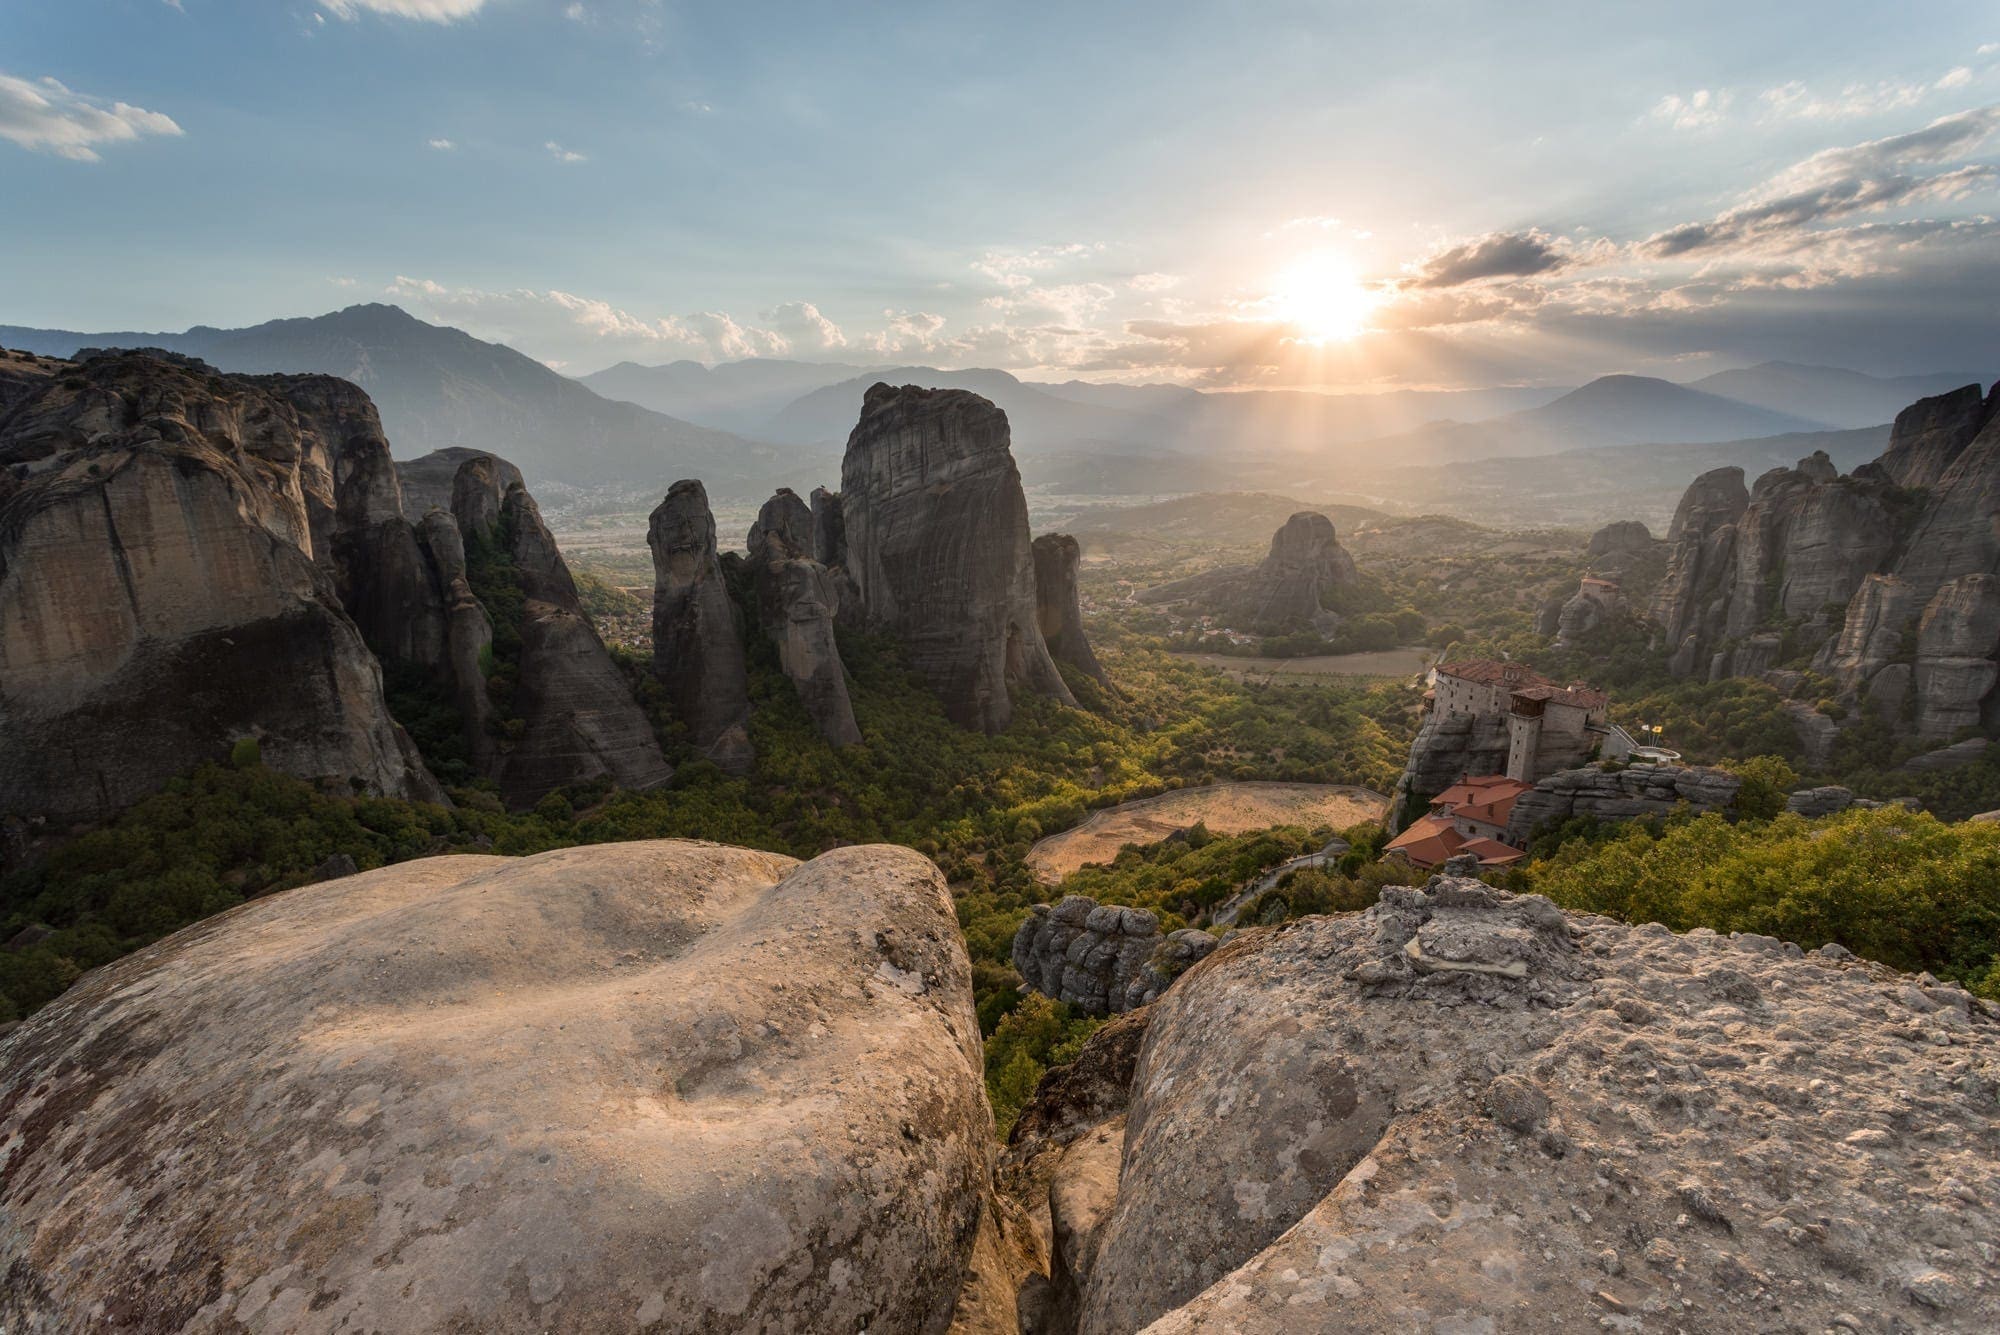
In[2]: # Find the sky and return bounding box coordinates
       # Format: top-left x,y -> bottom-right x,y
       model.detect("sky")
3,0 -> 1999,389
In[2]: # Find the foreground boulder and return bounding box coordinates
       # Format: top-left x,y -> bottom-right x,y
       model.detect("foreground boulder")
1001,870 -> 2000,1332
0,841 -> 992,1334
840,383 -> 1074,731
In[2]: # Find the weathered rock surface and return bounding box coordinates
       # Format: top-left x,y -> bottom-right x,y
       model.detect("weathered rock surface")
1903,735 -> 1992,772
1032,534 -> 1110,689
0,840 -> 993,1334
487,482 -> 673,803
1504,762 -> 1741,841
840,384 -> 1074,731
0,350 -> 441,819
1001,872 -> 2000,1333
648,479 -> 755,772
1011,895 -> 1216,1016
1386,709 -> 1512,830
1653,381 -> 2000,748
1554,576 -> 1621,647
745,488 -> 862,747
1913,573 -> 2000,739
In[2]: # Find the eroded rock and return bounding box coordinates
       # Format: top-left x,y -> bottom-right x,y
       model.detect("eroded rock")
1011,896 -> 1216,1016
648,479 -> 755,773
0,841 -> 992,1334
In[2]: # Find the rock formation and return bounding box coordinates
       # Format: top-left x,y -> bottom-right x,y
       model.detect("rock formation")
1586,518 -> 1654,559
1653,380 -> 2000,745
1386,709 -> 1514,829
999,870 -> 2000,1332
1032,534 -> 1110,689
649,479 -> 755,771
839,384 -> 1074,731
1503,762 -> 1741,841
482,482 -> 674,802
744,487 -> 862,747
0,841 -> 993,1334
0,350 -> 442,820
1138,511 -> 1358,633
1553,576 -> 1622,646
1010,895 -> 1216,1015
396,445 -> 524,518
809,484 -> 846,568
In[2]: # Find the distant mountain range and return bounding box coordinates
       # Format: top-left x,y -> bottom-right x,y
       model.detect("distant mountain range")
2,306 -> 1981,508
0,305 -> 803,491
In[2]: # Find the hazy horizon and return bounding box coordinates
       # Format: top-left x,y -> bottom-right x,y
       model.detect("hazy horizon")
6,2 -> 2000,390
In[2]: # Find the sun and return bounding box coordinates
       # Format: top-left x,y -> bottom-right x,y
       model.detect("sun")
1272,252 -> 1378,343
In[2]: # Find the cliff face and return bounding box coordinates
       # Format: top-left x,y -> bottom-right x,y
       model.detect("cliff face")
0,352 -> 442,820
1032,533 -> 1110,689
839,383 -> 1074,732
649,479 -> 756,772
485,483 -> 673,802
1654,381 -> 2000,743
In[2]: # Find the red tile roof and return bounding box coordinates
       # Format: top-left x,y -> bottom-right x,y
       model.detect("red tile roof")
1383,813 -> 1527,870
1435,659 -> 1551,689
1511,682 -> 1609,711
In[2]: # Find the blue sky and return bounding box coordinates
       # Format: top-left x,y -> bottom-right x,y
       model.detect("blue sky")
3,0 -> 1999,386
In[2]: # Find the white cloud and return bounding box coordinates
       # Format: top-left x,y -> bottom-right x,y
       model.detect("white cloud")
427,137 -> 454,150
970,243 -> 1098,290
328,276 -> 358,287
544,140 -> 587,163
1129,272 -> 1182,292
0,73 -> 182,162
1759,66 -> 1984,121
762,301 -> 848,351
563,2 -> 588,19
318,0 -> 490,21
1978,43 -> 1999,57
1649,88 -> 1732,130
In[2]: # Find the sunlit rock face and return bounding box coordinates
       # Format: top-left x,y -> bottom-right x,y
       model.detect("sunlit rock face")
0,841 -> 994,1335
0,350 -> 440,820
839,383 -> 1074,732
649,478 -> 755,772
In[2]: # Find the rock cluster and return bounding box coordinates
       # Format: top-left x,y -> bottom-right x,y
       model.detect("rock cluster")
0,351 -> 442,820
840,383 -> 1075,731
1011,895 -> 1217,1015
0,841 -> 994,1334
1504,762 -> 1741,842
1000,870 -> 2000,1332
1138,510 -> 1358,633
1553,575 -> 1622,646
1655,380 -> 2000,740
643,387 -> 1105,751
1386,708 -> 1513,829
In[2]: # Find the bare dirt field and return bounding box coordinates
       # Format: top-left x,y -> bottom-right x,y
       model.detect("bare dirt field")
1173,647 -> 1433,681
1026,781 -> 1389,885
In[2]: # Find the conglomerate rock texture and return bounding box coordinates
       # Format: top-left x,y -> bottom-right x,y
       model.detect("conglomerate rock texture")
1503,762 -> 1742,842
839,383 -> 1074,731
0,841 -> 994,1335
1032,533 -> 1110,689
1011,895 -> 1216,1016
648,479 -> 755,772
999,871 -> 2000,1333
0,350 -> 440,819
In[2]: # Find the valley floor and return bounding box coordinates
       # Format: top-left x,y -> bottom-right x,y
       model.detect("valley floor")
1023,780 -> 1387,886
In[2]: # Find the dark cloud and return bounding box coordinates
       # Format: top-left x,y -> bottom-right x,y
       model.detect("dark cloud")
1411,229 -> 1570,287
1644,105 -> 2000,258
